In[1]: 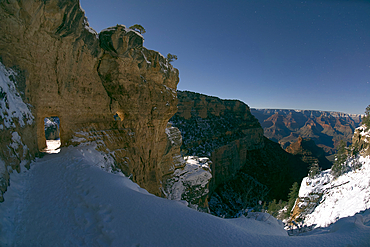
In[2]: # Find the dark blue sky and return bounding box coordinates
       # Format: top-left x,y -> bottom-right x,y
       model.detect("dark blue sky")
80,0 -> 370,114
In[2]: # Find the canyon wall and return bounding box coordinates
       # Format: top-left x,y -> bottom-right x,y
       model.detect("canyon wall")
251,108 -> 363,156
171,91 -> 264,188
0,0 -> 180,198
171,91 -> 308,217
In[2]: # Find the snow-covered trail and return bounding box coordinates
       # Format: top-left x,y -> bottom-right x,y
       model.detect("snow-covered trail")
1,145 -> 370,246
1,147 -> 117,246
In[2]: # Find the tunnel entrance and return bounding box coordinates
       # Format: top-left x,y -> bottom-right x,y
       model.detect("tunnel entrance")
43,116 -> 61,154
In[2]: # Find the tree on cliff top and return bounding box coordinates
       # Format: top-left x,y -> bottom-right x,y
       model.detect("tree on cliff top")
129,24 -> 146,34
362,105 -> 370,129
167,53 -> 178,63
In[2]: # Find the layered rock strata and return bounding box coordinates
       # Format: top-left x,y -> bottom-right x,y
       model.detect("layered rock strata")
251,109 -> 362,155
0,0 -> 180,197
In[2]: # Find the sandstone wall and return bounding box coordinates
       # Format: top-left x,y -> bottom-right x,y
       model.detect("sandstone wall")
0,0 -> 180,197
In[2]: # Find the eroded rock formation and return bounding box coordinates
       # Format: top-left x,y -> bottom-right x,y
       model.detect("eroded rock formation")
0,0 -> 180,198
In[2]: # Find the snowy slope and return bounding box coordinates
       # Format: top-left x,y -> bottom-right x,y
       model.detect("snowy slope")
295,123 -> 370,229
0,143 -> 370,246
166,156 -> 212,211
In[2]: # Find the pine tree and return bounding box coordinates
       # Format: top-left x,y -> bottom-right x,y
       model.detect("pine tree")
331,140 -> 347,178
285,182 -> 299,218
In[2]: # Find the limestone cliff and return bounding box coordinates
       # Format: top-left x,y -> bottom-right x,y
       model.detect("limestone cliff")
0,0 -> 180,198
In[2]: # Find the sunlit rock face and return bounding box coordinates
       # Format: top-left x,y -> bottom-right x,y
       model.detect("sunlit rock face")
0,0 -> 179,197
251,109 -> 362,156
285,137 -> 332,170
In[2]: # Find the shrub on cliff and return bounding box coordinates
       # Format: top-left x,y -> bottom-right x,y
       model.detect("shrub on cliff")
167,53 -> 178,63
285,182 -> 299,218
267,199 -> 287,218
129,24 -> 146,34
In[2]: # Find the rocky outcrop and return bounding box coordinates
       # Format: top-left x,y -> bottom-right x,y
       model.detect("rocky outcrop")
171,91 -> 309,217
285,137 -> 332,170
251,109 -> 362,156
164,155 -> 212,212
352,125 -> 370,157
0,0 -> 180,198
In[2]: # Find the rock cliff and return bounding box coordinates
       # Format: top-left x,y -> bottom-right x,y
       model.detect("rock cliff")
0,0 -> 180,199
171,91 -> 263,157
171,91 -> 309,216
352,125 -> 370,157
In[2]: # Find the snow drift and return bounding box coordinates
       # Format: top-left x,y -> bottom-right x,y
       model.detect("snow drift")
0,143 -> 369,246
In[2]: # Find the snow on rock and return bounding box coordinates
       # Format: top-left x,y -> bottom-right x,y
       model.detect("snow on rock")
165,125 -> 182,146
0,62 -> 33,128
165,156 -> 212,211
0,143 -> 370,246
296,155 -> 370,228
357,125 -> 370,138
353,125 -> 370,156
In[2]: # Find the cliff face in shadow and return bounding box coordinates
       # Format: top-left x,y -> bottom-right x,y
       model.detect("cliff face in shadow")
171,91 -> 263,157
171,91 -> 308,217
0,0 -> 180,198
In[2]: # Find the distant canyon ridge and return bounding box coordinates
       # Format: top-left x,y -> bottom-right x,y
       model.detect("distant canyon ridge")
251,109 -> 363,159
